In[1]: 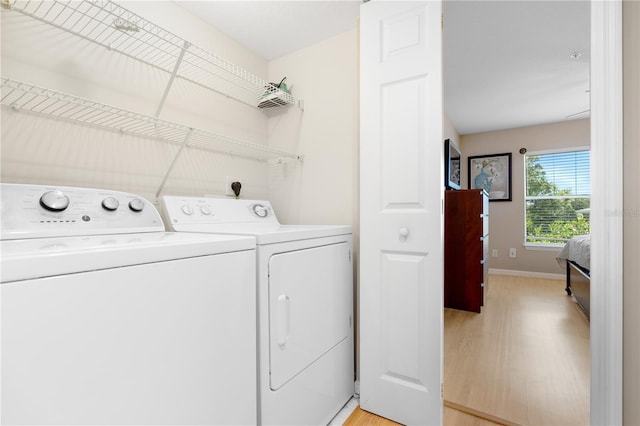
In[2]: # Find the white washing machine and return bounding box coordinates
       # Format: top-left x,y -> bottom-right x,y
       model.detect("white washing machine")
162,196 -> 354,426
1,183 -> 257,425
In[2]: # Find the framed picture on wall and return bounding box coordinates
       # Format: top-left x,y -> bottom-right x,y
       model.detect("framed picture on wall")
444,139 -> 462,190
468,153 -> 512,201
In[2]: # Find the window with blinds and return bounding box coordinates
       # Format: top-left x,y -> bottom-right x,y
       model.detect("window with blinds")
524,149 -> 590,245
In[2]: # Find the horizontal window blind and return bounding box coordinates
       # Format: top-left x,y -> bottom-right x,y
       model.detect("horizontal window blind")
525,150 -> 590,244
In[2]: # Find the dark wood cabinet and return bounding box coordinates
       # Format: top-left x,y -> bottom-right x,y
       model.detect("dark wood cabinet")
444,189 -> 489,313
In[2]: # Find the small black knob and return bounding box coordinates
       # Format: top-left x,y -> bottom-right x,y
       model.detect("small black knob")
231,181 -> 242,198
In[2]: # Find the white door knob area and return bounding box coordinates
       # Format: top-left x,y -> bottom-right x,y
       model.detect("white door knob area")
399,227 -> 409,238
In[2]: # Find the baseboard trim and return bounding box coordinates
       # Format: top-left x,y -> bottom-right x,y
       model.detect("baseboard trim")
489,268 -> 564,281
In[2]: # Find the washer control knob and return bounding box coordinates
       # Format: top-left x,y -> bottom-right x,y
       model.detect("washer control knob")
252,204 -> 269,218
40,190 -> 70,212
128,198 -> 145,212
101,196 -> 119,211
181,205 -> 194,215
200,206 -> 212,215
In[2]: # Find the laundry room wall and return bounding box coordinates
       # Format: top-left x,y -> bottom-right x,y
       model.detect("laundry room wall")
265,29 -> 359,229
1,2 -> 274,203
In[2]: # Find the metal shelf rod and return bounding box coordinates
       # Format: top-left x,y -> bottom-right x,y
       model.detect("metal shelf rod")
155,128 -> 193,199
155,40 -> 190,118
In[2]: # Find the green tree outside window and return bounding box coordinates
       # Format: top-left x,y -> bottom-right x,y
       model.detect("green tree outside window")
525,151 -> 590,244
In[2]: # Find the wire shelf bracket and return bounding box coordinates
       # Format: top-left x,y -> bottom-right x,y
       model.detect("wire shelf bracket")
155,128 -> 193,199
155,40 -> 190,118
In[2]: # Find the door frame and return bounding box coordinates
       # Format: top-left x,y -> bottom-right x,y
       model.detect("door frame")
354,0 -> 623,422
590,0 -> 623,424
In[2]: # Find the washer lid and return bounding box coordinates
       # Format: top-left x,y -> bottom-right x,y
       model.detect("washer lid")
0,232 -> 255,282
169,223 -> 352,245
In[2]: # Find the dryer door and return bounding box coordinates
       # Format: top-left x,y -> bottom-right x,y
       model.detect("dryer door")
268,242 -> 352,390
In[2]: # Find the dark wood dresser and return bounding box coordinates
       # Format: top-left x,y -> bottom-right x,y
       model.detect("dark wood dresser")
444,189 -> 489,313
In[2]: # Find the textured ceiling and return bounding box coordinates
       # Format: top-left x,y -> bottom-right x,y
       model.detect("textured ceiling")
176,0 -> 590,136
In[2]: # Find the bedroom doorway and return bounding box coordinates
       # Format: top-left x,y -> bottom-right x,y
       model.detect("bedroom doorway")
442,1 -> 622,424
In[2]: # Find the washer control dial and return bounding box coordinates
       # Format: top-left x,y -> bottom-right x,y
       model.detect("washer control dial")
200,206 -> 212,215
252,203 -> 269,218
181,205 -> 194,215
39,190 -> 70,212
128,198 -> 145,212
101,196 -> 119,211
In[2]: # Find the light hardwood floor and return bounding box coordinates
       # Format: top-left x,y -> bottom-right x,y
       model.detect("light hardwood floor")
346,274 -> 590,425
444,274 -> 589,426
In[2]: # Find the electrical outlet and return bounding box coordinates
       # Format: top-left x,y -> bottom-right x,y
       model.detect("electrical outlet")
225,176 -> 242,197
492,249 -> 498,257
509,247 -> 517,258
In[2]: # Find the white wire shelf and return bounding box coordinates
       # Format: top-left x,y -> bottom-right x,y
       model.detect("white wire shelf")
2,0 -> 304,110
1,77 -> 303,163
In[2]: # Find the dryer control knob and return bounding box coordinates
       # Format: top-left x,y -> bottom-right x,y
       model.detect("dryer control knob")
200,206 -> 212,215
40,190 -> 70,212
128,198 -> 145,212
182,205 -> 194,215
101,196 -> 119,211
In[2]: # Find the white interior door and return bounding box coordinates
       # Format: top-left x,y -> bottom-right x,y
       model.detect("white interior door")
359,1 -> 444,424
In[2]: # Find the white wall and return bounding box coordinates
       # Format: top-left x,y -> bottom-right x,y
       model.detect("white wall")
623,1 -> 640,423
266,29 -> 359,228
444,115 -> 461,150
1,2 -> 271,202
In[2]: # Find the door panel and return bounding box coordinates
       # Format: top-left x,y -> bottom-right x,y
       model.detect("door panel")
381,77 -> 426,208
380,251 -> 430,389
360,1 -> 443,424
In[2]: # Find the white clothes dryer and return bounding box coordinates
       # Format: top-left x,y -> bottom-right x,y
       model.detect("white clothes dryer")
162,196 -> 354,426
1,184 -> 257,425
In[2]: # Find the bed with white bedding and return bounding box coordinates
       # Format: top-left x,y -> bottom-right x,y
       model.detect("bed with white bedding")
557,234 -> 590,318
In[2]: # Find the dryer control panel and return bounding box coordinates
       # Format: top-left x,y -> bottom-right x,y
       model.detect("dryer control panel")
162,196 -> 279,226
1,183 -> 164,240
